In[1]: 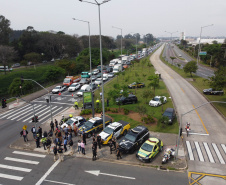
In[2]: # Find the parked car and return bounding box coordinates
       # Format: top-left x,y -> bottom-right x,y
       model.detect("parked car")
119,126 -> 149,154
162,108 -> 175,124
128,82 -> 145,89
68,83 -> 80,92
136,137 -> 163,163
203,88 -> 224,95
149,96 -> 167,107
61,116 -> 86,129
12,63 -> 20,68
52,85 -> 66,94
116,94 -> 138,105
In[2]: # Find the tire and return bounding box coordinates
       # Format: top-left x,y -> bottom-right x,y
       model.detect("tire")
123,130 -> 127,136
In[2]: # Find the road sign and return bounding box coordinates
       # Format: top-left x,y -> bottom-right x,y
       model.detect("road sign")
83,91 -> 92,103
23,125 -> 27,130
199,51 -> 207,55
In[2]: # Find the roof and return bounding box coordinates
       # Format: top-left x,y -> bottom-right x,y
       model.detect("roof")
131,125 -> 147,133
146,137 -> 159,145
88,117 -> 102,123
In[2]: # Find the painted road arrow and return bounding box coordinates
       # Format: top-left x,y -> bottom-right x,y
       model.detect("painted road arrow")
85,170 -> 135,180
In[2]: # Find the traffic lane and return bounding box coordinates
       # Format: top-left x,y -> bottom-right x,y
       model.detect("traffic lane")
41,158 -> 188,185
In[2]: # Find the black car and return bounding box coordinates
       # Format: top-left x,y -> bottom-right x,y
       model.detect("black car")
162,108 -> 175,124
116,94 -> 138,105
119,126 -> 149,154
89,83 -> 97,90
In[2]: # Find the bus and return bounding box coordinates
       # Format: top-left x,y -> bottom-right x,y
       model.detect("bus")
0,66 -> 12,72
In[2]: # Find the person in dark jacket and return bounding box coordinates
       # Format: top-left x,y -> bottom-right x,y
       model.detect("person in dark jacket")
50,121 -> 54,132
96,134 -> 102,149
35,134 -> 41,148
92,144 -> 97,161
53,145 -> 58,161
38,126 -> 42,138
31,126 -> 36,139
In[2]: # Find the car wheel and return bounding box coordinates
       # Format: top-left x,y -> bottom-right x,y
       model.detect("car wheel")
123,130 -> 127,136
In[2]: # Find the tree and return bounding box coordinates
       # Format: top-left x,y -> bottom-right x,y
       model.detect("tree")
136,105 -> 147,122
170,56 -> 176,65
184,61 -> 198,77
148,75 -> 159,96
8,78 -> 33,96
43,66 -> 65,82
0,45 -> 17,74
142,90 -> 154,104
24,52 -> 41,64
0,15 -> 12,45
209,67 -> 226,90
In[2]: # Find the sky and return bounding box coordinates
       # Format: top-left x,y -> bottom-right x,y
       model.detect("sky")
1,0 -> 225,38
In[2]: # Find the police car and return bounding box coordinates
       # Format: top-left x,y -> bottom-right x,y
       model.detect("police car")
61,116 -> 86,129
136,137 -> 163,163
78,116 -> 112,138
119,126 -> 149,154
99,121 -> 130,145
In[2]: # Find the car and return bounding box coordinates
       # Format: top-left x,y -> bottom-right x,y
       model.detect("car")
119,125 -> 149,154
79,78 -> 90,85
76,84 -> 91,97
149,96 -> 167,107
91,75 -> 97,81
116,94 -> 138,105
128,82 -> 145,89
68,83 -> 80,92
99,121 -> 131,145
78,116 -> 112,138
136,137 -> 163,163
12,63 -> 20,68
103,74 -> 108,81
203,88 -> 224,95
108,72 -> 115,78
96,73 -> 101,78
162,108 -> 175,124
61,116 -> 86,129
95,78 -> 102,85
92,69 -> 99,75
52,85 -> 66,94
89,83 -> 97,90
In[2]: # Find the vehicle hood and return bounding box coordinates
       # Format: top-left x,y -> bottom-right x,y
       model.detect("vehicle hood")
99,132 -> 110,140
52,89 -> 59,92
149,100 -> 159,104
68,87 -> 76,90
119,138 -> 133,149
61,123 -> 68,129
78,125 -> 91,132
137,148 -> 151,158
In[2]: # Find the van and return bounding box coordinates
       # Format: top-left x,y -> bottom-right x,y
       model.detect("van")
76,84 -> 91,97
109,59 -> 119,67
81,72 -> 90,78
122,56 -> 130,64
103,74 -> 108,81
113,64 -> 123,73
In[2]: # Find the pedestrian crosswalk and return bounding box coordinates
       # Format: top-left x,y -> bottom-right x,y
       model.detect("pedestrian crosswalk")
0,151 -> 46,181
0,103 -> 69,123
186,141 -> 226,164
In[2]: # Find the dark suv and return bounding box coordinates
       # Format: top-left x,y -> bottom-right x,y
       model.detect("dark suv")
162,108 -> 175,124
116,94 -> 138,105
119,126 -> 149,154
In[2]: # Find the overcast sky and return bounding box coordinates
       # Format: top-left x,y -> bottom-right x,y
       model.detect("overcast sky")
1,0 -> 225,38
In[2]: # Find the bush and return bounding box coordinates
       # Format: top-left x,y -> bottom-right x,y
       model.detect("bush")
141,115 -> 155,124
80,109 -> 92,115
95,108 -> 102,113
124,108 -> 129,115
111,108 -> 118,113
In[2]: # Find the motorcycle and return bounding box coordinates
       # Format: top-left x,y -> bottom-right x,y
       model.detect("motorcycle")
162,148 -> 175,164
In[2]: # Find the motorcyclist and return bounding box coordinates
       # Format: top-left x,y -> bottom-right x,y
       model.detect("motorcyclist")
185,122 -> 190,130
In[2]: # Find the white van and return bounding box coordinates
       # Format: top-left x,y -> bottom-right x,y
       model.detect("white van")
109,59 -> 119,67
122,56 -> 130,64
113,64 -> 123,73
103,74 -> 108,81
76,84 -> 91,97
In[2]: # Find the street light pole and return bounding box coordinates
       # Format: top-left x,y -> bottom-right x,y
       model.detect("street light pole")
130,32 -> 138,58
112,26 -> 123,55
165,31 -> 178,43
72,18 -> 94,118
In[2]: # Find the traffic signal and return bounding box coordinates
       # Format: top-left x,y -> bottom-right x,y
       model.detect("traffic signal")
1,98 -> 7,108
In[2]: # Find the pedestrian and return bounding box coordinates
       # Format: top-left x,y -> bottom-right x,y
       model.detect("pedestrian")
58,146 -> 64,162
55,119 -> 58,129
20,129 -> 28,142
48,129 -> 53,137
38,126 -> 42,138
31,126 -> 36,139
68,139 -> 74,156
41,137 -> 47,150
53,145 -> 58,161
97,134 -> 102,149
46,137 -> 52,154
92,144 -> 97,161
92,138 -> 97,149
68,125 -> 72,133
96,99 -> 100,108
112,137 -> 116,150
63,126 -> 68,136
116,144 -> 122,160
63,137 -> 67,152
74,101 -> 79,109
77,140 -> 81,154
68,132 -> 72,141
43,131 -> 48,138
73,125 -> 78,136
82,130 -> 86,145
35,134 -> 40,148
55,137 -> 62,147
81,141 -> 85,155
50,121 -> 54,132
107,98 -> 109,107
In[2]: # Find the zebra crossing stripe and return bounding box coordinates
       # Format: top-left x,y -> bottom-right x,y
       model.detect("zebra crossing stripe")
0,173 -> 23,181
203,142 -> 215,163
0,104 -> 31,118
0,164 -> 32,172
7,104 -> 38,119
212,143 -> 225,164
221,144 -> 226,154
4,157 -> 39,165
194,142 -> 204,162
38,107 -> 63,122
186,141 -> 194,160
13,151 -> 46,158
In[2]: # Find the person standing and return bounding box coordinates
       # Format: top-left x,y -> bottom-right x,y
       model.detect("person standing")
46,138 -> 52,154
112,137 -> 116,150
38,126 -> 42,138
50,121 -> 54,132
116,144 -> 122,160
31,126 -> 36,139
77,140 -> 81,154
35,134 -> 40,148
41,137 -> 47,150
68,139 -> 74,156
74,101 -> 79,109
81,141 -> 85,155
55,119 -> 58,129
82,130 -> 86,145
97,134 -> 102,149
73,125 -> 78,137
20,129 -> 28,142
58,146 -> 64,162
63,137 -> 67,152
92,138 -> 97,150
53,145 -> 58,161
92,144 -> 97,161
96,99 -> 100,108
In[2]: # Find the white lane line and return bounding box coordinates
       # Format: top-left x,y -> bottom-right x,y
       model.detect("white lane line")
39,107 -> 63,122
212,143 -> 225,164
0,164 -> 32,172
0,173 -> 23,181
203,142 -> 215,163
194,142 -> 204,162
4,157 -> 39,165
33,100 -> 74,105
186,141 -> 194,160
13,151 -> 46,158
0,104 -> 31,118
44,179 -> 75,185
182,132 -> 209,136
11,104 -> 42,120
221,144 -> 226,154
17,105 -> 47,121
35,160 -> 60,185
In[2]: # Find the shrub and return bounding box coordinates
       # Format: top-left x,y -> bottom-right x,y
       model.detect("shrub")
80,109 -> 92,115
124,108 -> 129,115
95,108 -> 102,113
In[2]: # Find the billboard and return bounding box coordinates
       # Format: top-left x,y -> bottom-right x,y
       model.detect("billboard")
83,91 -> 92,103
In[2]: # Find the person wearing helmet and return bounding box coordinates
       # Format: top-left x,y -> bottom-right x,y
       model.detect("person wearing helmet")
186,122 -> 190,130
69,114 -> 73,118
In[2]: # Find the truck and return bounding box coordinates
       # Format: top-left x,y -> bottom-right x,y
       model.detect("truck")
99,120 -> 131,145
113,64 -> 123,73
63,76 -> 81,87
122,56 -> 130,65
109,59 -> 119,67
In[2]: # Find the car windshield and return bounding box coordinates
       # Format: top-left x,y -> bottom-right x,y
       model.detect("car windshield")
103,127 -> 114,135
64,79 -> 70,83
66,119 -> 74,125
163,111 -> 172,117
84,121 -> 93,128
55,86 -> 60,89
141,143 -> 154,152
96,79 -> 101,82
79,89 -> 85,92
153,97 -> 160,101
125,134 -> 136,142
71,84 -> 77,87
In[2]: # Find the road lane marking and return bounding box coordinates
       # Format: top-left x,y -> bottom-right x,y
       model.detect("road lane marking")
0,164 -> 32,172
33,100 -> 74,105
4,157 -> 39,165
182,132 -> 209,136
7,105 -> 40,119
35,159 -> 60,185
212,143 -> 225,164
0,173 -> 23,181
1,104 -> 33,118
180,88 -> 185,93
13,151 -> 46,158
194,142 -> 204,162
44,179 -> 75,185
38,107 -> 63,122
192,105 -> 209,134
0,104 -> 31,117
186,141 -> 194,160
221,144 -> 226,154
203,142 -> 215,163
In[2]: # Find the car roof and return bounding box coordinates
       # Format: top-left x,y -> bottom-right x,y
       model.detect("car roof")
108,122 -> 121,129
71,83 -> 79,85
88,117 -> 102,123
71,116 -> 83,121
131,125 -> 147,134
145,137 -> 159,146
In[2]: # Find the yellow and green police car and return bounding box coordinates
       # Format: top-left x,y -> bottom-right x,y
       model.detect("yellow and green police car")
136,137 -> 163,163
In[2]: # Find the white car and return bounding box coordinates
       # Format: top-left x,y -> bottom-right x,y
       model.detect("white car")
95,78 -> 102,85
149,96 -> 167,107
103,74 -> 108,81
61,116 -> 86,129
68,83 -> 80,92
52,85 -> 66,94
108,73 -> 115,78
92,69 -> 99,75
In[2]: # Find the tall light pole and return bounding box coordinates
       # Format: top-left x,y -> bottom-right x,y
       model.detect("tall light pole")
72,18 -> 94,118
78,0 -> 111,128
197,24 -> 213,65
112,26 -> 123,55
165,31 -> 178,42
130,32 -> 138,58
